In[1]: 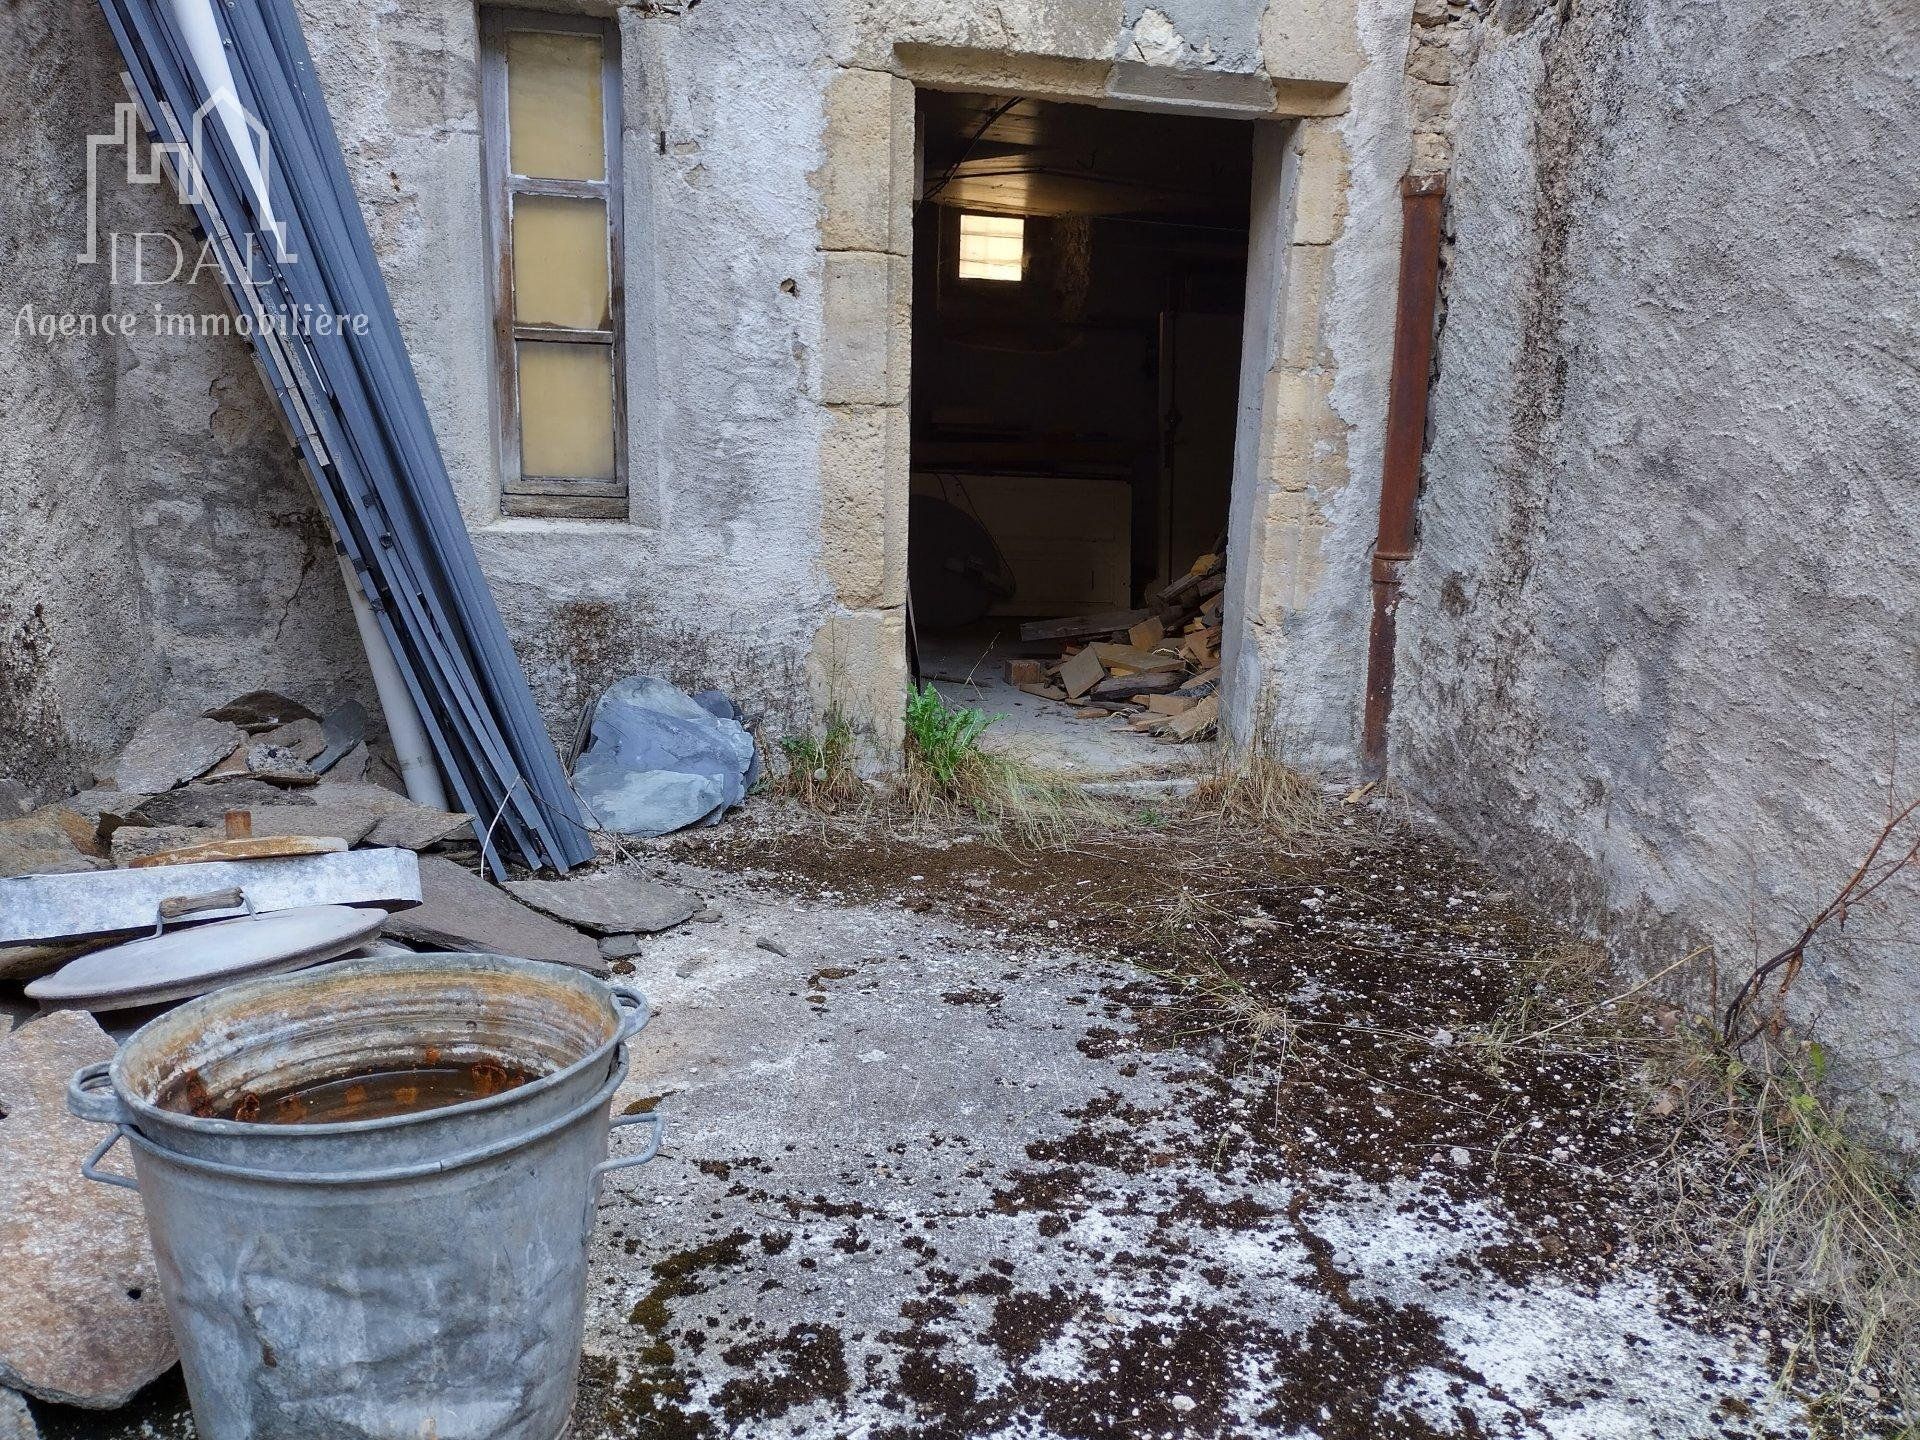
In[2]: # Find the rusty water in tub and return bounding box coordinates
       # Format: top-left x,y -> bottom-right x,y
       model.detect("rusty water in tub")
159,1054 -> 541,1123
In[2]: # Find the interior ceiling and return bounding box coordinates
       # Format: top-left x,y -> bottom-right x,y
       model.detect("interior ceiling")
919,91 -> 1254,228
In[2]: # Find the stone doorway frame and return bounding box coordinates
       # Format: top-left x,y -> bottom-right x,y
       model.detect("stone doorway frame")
808,43 -> 1356,760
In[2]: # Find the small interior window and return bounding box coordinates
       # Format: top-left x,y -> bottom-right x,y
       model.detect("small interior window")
957,213 -> 1025,281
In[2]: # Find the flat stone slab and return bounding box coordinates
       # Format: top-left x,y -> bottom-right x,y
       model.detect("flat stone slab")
129,780 -> 297,829
364,806 -> 472,852
245,804 -> 380,847
0,1387 -> 38,1440
102,712 -> 245,794
0,1012 -> 176,1407
502,869 -> 697,937
386,856 -> 605,973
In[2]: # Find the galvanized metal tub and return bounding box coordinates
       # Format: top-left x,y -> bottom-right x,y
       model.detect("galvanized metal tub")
66,952 -> 661,1440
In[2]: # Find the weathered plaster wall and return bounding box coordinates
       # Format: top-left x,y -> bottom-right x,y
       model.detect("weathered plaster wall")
6,0 -> 1413,782
279,0 -> 1411,759
0,0 -> 160,800
1394,1 -> 1920,1121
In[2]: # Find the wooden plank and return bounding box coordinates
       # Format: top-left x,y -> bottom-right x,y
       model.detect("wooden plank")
1060,645 -> 1106,699
1144,693 -> 1198,716
1126,615 -> 1165,650
1018,608 -> 1152,643
1091,643 -> 1185,674
1006,658 -> 1046,685
1016,682 -> 1068,700
1091,671 -> 1182,701
1165,693 -> 1220,741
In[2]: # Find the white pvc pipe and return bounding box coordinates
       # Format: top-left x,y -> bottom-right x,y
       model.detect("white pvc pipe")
171,0 -> 448,813
336,556 -> 451,810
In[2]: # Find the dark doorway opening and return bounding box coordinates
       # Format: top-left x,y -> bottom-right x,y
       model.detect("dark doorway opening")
907,91 -> 1254,763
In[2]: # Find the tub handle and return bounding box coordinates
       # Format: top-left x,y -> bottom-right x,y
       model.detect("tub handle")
68,1061 -> 128,1126
81,1129 -> 140,1192
594,1111 -> 664,1178
608,985 -> 651,1042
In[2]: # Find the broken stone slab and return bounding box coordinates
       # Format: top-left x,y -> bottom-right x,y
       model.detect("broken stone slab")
0,810 -> 107,880
102,711 -> 246,794
256,717 -> 327,763
0,1012 -> 178,1407
246,804 -> 379,847
599,933 -> 643,961
108,824 -> 219,867
311,702 -> 369,775
502,869 -> 698,937
203,742 -> 318,788
365,806 -> 473,851
0,849 -> 422,947
204,690 -> 318,733
132,779 -> 308,829
386,856 -> 605,974
0,940 -> 104,986
0,1387 -> 37,1440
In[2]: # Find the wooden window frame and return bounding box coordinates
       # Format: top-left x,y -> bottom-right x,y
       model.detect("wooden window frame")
478,7 -> 628,520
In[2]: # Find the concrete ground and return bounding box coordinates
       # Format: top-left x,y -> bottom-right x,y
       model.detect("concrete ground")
40,805 -> 1810,1440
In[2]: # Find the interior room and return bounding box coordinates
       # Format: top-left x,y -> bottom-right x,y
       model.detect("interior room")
907,90 -> 1254,771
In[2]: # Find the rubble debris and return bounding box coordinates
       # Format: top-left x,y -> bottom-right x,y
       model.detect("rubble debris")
0,1012 -> 177,1408
364,805 -> 472,852
0,1385 -> 36,1440
503,869 -> 697,937
311,701 -> 369,774
130,778 -> 294,829
108,825 -> 223,866
571,678 -> 757,837
255,717 -> 327,763
245,803 -> 380,847
204,690 -> 319,733
0,810 -> 107,880
102,711 -> 246,794
0,849 -> 422,948
1014,548 -> 1227,743
385,856 -> 604,973
0,781 -> 29,820
203,741 -> 318,788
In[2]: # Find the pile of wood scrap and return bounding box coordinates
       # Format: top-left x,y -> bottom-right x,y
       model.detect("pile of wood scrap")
1009,550 -> 1227,742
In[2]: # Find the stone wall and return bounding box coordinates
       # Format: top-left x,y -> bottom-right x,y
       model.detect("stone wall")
0,0 -> 161,801
1392,0 -> 1920,1125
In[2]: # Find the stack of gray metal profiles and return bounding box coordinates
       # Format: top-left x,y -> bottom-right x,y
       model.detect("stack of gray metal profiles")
93,0 -> 593,876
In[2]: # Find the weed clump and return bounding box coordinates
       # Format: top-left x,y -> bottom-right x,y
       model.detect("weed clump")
772,712 -> 863,809
900,684 -> 1111,845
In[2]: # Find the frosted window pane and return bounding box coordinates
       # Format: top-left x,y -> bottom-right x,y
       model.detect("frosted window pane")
513,195 -> 610,330
958,213 -> 1024,281
517,341 -> 616,479
505,31 -> 604,181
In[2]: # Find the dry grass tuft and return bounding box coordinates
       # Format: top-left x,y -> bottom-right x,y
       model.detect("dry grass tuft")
771,713 -> 866,810
1664,1035 -> 1920,1429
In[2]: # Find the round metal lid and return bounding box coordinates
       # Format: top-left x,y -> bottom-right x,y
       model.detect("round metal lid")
25,905 -> 386,1011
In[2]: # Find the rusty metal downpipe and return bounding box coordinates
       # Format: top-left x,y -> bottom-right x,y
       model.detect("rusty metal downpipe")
1361,173 -> 1447,777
